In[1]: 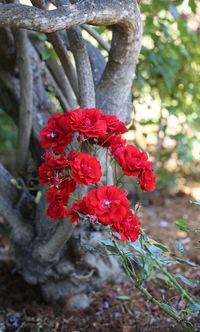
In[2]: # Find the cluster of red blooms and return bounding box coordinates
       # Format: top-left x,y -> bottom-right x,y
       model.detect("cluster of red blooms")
39,108 -> 156,242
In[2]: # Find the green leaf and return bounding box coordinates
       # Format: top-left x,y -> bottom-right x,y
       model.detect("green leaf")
36,32 -> 47,41
101,239 -> 119,255
190,201 -> 200,207
175,240 -> 185,253
101,239 -> 113,246
149,240 -> 169,253
128,240 -> 146,255
174,257 -> 198,268
41,46 -> 57,61
161,303 -> 179,316
188,302 -> 200,313
189,0 -> 197,13
112,231 -> 121,240
41,49 -> 50,60
35,191 -> 42,204
156,273 -> 170,283
176,274 -> 197,288
175,219 -> 188,232
115,295 -> 131,301
143,257 -> 155,277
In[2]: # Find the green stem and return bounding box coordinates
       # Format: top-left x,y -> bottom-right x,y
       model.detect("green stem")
106,149 -> 108,185
140,232 -> 196,305
136,285 -> 194,331
112,240 -> 194,332
114,160 -> 117,186
137,284 -> 179,322
155,261 -> 196,305
116,173 -> 124,187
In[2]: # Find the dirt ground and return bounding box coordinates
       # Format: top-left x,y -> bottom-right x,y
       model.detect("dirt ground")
0,192 -> 199,332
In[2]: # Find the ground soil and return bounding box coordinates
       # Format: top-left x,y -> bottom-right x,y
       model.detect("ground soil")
0,192 -> 199,332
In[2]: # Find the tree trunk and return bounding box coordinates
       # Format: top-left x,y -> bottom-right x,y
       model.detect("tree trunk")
0,0 -> 142,306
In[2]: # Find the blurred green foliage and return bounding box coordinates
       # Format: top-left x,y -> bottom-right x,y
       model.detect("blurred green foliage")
0,109 -> 17,153
132,0 -> 200,188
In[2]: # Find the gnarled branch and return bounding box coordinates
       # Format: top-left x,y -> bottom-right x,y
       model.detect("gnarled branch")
46,65 -> 71,111
30,0 -> 79,100
29,32 -> 77,109
68,27 -> 95,108
0,163 -> 34,244
15,28 -> 33,175
47,58 -> 77,109
0,194 -> 33,245
96,5 -> 142,122
82,24 -> 110,52
47,33 -> 79,98
0,0 -> 142,122
0,1 -> 139,33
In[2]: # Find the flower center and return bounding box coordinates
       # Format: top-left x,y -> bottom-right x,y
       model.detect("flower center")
48,132 -> 57,138
101,199 -> 112,209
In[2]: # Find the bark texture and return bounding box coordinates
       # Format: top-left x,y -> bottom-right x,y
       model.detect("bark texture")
0,0 -> 142,305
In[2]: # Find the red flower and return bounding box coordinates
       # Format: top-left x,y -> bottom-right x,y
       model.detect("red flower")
109,135 -> 127,157
46,187 -> 68,204
112,210 -> 141,242
38,154 -> 71,186
96,115 -> 127,146
59,178 -> 76,195
46,154 -> 70,171
85,185 -> 130,225
67,150 -> 77,166
46,200 -> 66,219
46,187 -> 61,203
68,108 -> 107,138
40,112 -> 72,153
38,163 -> 54,185
71,153 -> 102,185
42,151 -> 53,160
103,114 -> 127,135
138,167 -> 156,192
66,198 -> 92,223
117,145 -> 148,176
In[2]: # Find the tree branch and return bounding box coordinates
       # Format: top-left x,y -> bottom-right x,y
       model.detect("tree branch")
82,24 -> 110,52
96,3 -> 142,122
0,163 -> 34,244
0,1 -> 139,33
47,33 -> 79,99
0,33 -> 55,149
0,194 -> 33,245
85,40 -> 106,87
1,0 -> 142,122
0,163 -> 35,216
30,0 -> 79,100
47,59 -> 77,109
68,27 -> 95,108
15,28 -> 33,175
45,64 -> 71,111
29,32 -> 77,109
